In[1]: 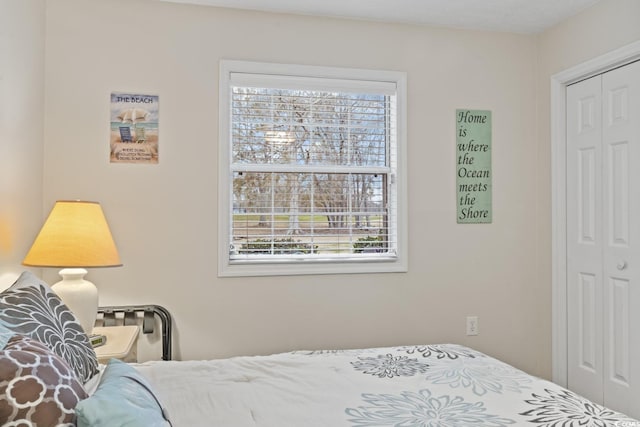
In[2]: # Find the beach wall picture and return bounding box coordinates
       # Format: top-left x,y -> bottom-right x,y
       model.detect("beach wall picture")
110,92 -> 159,164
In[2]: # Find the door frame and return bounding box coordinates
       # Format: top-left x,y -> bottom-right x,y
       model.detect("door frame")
551,39 -> 640,387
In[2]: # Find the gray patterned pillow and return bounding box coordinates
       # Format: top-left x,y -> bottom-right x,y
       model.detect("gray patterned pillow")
0,271 -> 99,383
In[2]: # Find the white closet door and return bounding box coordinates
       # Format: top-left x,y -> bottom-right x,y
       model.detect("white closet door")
601,60 -> 640,415
567,74 -> 604,405
567,60 -> 640,418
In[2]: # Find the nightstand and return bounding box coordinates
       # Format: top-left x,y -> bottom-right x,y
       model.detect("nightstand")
91,325 -> 139,364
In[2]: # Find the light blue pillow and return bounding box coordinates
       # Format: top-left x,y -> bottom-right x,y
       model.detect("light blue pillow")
75,359 -> 172,427
0,323 -> 13,348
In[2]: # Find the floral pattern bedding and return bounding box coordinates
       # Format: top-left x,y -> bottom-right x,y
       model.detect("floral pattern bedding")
134,344 -> 639,427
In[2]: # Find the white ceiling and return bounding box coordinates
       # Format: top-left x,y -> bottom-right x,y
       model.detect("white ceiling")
159,0 -> 601,34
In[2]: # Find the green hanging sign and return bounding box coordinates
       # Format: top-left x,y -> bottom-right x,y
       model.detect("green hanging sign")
456,109 -> 492,224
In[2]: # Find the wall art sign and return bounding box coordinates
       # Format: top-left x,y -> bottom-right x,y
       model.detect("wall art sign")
456,109 -> 492,223
110,92 -> 159,164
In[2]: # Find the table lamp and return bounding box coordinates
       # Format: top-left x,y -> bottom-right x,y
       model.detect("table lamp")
23,200 -> 122,333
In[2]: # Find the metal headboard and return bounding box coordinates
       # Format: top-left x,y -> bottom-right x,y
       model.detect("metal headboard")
97,304 -> 172,361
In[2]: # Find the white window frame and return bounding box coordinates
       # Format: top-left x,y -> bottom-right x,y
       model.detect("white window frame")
218,60 -> 408,277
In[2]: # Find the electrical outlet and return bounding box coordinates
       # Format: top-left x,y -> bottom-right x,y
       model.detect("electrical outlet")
466,316 -> 479,336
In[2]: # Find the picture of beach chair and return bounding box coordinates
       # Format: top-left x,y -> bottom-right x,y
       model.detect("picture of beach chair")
135,126 -> 146,143
119,126 -> 132,142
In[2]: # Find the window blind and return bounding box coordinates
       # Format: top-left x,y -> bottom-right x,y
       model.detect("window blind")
227,74 -> 399,263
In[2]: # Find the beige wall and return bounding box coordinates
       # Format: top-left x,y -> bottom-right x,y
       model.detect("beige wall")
538,0 -> 640,76
42,0 -> 547,374
0,0 -> 45,289
5,0 -> 634,378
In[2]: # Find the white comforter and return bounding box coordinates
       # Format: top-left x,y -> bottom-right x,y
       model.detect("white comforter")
134,344 -> 638,427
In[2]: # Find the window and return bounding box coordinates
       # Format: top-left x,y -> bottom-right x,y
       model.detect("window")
219,61 -> 407,276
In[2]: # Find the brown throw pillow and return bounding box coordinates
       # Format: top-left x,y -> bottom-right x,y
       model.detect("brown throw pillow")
0,334 -> 88,426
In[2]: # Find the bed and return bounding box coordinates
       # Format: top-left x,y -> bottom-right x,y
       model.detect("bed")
135,344 -> 640,427
1,271 -> 639,427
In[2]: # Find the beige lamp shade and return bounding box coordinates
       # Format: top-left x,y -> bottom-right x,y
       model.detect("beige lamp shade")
23,200 -> 122,268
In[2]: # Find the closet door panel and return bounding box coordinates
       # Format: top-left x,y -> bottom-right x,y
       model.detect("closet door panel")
608,277 -> 629,384
567,74 -> 604,404
602,60 -> 640,417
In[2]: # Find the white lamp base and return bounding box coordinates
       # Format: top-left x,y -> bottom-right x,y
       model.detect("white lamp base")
51,268 -> 98,334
